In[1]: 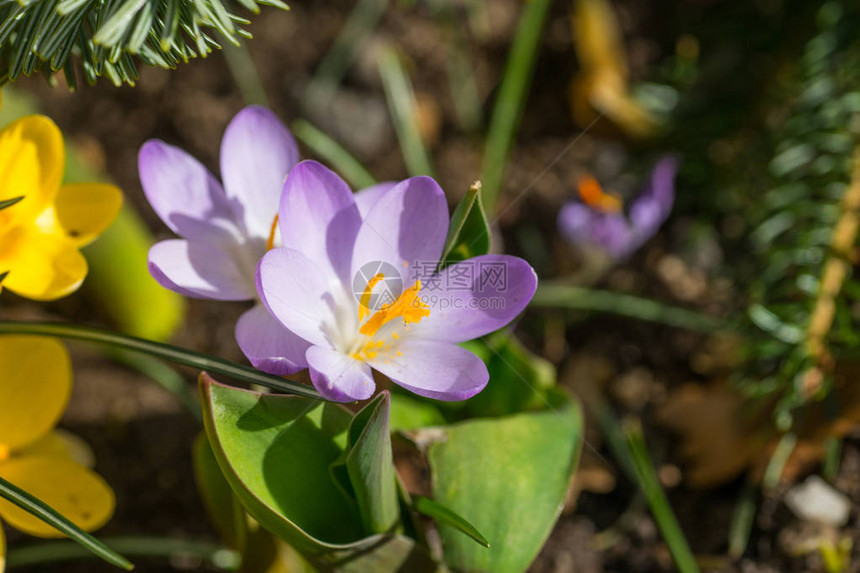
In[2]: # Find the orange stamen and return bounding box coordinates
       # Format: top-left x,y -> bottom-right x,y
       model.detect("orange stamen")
359,280 -> 430,337
578,175 -> 622,213
359,273 -> 385,321
266,214 -> 280,251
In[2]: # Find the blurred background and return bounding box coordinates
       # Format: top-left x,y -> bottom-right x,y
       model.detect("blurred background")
4,0 -> 860,571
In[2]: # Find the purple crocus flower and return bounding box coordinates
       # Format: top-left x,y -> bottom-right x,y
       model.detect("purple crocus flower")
256,160 -> 538,402
139,106 -> 310,374
558,156 -> 679,260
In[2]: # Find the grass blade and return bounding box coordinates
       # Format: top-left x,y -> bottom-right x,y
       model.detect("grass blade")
530,283 -> 727,333
413,495 -> 490,548
0,321 -> 320,399
0,196 -> 23,210
623,419 -> 701,573
377,46 -> 435,177
5,536 -> 239,569
291,119 -> 377,189
480,0 -> 552,214
0,476 -> 133,571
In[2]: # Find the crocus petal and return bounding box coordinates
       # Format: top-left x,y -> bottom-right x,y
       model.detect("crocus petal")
21,430 -> 95,468
354,182 -> 397,218
629,156 -> 679,242
148,239 -> 256,300
53,183 -> 123,247
0,118 -> 49,231
352,176 -> 449,283
306,345 -> 375,402
257,247 -> 343,347
0,457 -> 114,537
558,202 -> 634,260
369,340 -> 488,401
139,140 -> 244,243
0,225 -> 87,300
279,161 -> 362,286
0,336 -> 71,451
235,305 -> 311,375
220,106 -> 299,238
0,116 -> 64,226
416,255 -> 537,343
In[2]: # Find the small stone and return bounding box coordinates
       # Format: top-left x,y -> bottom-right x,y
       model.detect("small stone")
784,475 -> 851,526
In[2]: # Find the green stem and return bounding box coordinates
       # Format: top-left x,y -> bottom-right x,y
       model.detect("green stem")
531,283 -> 727,333
480,0 -> 552,214
623,419 -> 701,573
0,477 -> 133,571
5,536 -> 240,569
221,42 -> 269,107
0,321 -> 320,399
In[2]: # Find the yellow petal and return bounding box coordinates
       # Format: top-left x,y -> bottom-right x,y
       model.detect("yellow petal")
0,457 -> 114,538
0,336 -> 71,450
0,224 -> 87,300
54,183 -> 123,247
19,430 -> 95,469
572,0 -> 628,76
0,116 -> 64,228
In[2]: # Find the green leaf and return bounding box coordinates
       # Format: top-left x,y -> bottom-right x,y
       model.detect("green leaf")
346,392 -> 400,535
192,433 -> 247,550
200,374 -> 438,572
460,332 -> 555,418
413,496 -> 489,548
427,390 -> 583,573
439,181 -> 491,269
0,195 -> 23,210
0,475 -> 133,571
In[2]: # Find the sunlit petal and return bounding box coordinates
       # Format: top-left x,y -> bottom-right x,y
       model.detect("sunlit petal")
53,183 -> 123,247
0,336 -> 71,450
0,225 -> 87,300
0,457 -> 114,538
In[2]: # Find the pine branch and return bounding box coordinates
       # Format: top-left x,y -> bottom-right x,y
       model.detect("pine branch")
739,1 -> 860,426
0,0 -> 288,87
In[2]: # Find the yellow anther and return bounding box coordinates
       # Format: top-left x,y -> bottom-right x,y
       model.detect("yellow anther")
360,280 -> 430,337
266,214 -> 280,251
359,273 -> 385,322
578,175 -> 622,213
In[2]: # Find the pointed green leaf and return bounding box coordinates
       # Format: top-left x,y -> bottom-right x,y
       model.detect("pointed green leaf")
346,392 -> 400,535
0,475 -> 133,570
428,390 -> 583,573
200,374 -> 438,572
200,373 -> 362,553
440,181 -> 491,268
0,196 -> 23,210
413,496 -> 489,548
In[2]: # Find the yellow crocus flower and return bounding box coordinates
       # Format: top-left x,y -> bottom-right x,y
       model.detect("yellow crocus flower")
0,336 -> 116,570
569,0 -> 658,138
0,110 -> 122,300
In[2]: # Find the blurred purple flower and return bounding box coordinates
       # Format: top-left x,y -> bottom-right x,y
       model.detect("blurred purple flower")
256,161 -> 538,402
138,106 -> 310,374
558,156 -> 680,260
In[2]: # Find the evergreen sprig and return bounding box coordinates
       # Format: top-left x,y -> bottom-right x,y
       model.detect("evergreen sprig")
739,1 -> 860,427
0,0 -> 287,87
